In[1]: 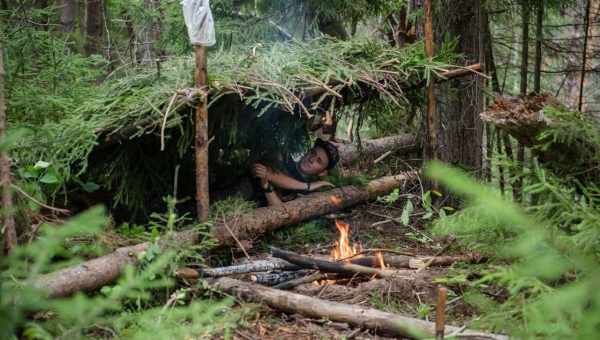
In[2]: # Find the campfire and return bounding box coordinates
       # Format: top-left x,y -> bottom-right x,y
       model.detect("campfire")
331,220 -> 361,261
316,220 -> 387,285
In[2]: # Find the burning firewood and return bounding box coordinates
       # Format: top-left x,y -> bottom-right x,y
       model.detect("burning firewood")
271,247 -> 400,279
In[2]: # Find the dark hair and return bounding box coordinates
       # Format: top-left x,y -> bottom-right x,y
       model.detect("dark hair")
314,138 -> 339,170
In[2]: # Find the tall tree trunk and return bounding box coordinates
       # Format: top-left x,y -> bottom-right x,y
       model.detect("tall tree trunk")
59,0 -> 76,33
0,46 -> 17,255
84,0 -> 103,56
578,0 -> 592,112
515,0 -> 530,203
435,0 -> 484,178
533,0 -> 544,94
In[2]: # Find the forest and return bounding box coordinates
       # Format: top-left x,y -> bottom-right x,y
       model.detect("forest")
1,0 -> 600,339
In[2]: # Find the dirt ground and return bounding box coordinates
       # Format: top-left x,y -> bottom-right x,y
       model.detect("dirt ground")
214,198 -> 480,339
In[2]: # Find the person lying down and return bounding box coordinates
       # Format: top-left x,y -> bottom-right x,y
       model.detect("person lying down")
252,138 -> 340,206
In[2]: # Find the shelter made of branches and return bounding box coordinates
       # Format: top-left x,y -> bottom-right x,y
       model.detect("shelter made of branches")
14,38 -> 457,218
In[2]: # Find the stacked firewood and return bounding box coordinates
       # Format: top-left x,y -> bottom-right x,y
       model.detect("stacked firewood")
175,249 -> 504,339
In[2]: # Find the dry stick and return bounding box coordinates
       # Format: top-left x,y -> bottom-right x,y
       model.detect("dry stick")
416,240 -> 455,274
212,277 -> 509,340
373,150 -> 393,164
220,211 -> 250,259
271,247 -> 398,279
273,271 -> 325,290
160,92 -> 178,151
11,184 -> 71,214
436,287 -> 448,340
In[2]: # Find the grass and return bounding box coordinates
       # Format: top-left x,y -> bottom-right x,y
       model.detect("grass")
257,219 -> 333,252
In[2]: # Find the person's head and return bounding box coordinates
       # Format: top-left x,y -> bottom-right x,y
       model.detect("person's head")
298,139 -> 340,176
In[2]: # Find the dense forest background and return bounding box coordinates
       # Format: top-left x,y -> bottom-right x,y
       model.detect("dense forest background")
1,0 -> 600,339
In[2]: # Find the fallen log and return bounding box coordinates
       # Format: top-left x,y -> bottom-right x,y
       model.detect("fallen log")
212,171 -> 419,245
271,247 -> 399,279
212,277 -> 508,339
31,172 -> 418,298
337,134 -> 419,165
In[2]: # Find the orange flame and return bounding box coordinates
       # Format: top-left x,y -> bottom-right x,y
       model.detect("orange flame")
331,220 -> 360,261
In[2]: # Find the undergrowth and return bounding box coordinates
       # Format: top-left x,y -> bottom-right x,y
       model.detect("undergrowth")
427,162 -> 600,338
0,207 -> 237,339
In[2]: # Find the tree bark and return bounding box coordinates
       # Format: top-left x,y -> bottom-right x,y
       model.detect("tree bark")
0,45 -> 17,255
533,0 -> 544,94
211,171 -> 418,246
337,134 -> 418,165
435,0 -> 484,178
195,46 -> 209,222
31,172 -> 418,297
84,0 -> 104,55
424,0 -> 437,162
211,277 -> 509,339
59,0 -> 76,33
578,0 -> 592,112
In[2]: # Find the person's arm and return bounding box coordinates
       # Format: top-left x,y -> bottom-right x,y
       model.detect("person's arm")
253,163 -> 333,192
262,181 -> 282,206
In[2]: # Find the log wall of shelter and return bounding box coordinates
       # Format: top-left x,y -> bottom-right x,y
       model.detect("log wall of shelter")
31,172 -> 418,298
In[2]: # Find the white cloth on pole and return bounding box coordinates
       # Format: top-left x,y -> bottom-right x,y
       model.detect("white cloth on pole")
181,0 -> 216,46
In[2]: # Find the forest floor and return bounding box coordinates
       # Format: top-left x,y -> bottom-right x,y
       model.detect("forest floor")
193,156 -> 483,339
213,201 -> 479,339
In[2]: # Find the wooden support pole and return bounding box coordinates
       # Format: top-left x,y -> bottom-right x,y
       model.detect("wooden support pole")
436,287 -> 447,339
424,0 -> 437,161
194,45 -> 209,221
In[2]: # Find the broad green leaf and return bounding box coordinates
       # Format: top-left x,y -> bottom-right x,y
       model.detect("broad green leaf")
400,200 -> 413,226
34,161 -> 51,169
39,173 -> 59,184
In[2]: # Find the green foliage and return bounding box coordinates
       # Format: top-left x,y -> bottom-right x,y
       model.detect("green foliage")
0,207 -> 235,339
427,162 -> 600,337
259,219 -> 331,251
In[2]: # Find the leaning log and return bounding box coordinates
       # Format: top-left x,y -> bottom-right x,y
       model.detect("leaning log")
212,277 -> 508,339
211,171 -> 419,245
337,134 -> 418,165
31,171 -> 418,298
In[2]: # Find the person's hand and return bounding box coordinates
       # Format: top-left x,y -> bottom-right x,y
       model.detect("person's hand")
309,180 -> 335,191
260,177 -> 269,190
252,163 -> 271,181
